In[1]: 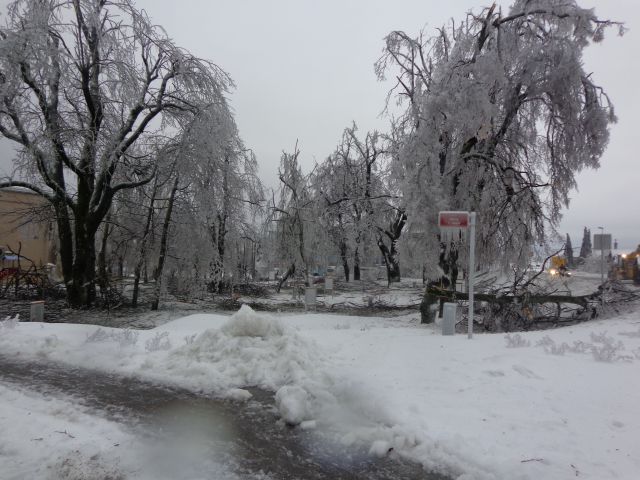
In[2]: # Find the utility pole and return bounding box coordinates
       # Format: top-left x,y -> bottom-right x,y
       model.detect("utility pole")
468,213 -> 476,339
598,226 -> 604,307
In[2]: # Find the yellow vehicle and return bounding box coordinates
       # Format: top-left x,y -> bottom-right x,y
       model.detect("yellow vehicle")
613,246 -> 640,284
549,256 -> 570,277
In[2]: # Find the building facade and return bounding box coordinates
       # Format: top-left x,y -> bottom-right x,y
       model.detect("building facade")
0,187 -> 57,269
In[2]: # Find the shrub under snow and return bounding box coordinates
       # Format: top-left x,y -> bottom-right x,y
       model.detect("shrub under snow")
504,333 -> 530,348
0,315 -> 19,330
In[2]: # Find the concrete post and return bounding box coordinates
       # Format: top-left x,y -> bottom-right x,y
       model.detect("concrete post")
30,301 -> 44,322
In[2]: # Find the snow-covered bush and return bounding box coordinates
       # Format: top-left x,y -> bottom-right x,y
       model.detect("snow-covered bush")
85,328 -> 111,343
591,342 -> 627,362
183,334 -> 197,345
536,336 -> 568,355
548,342 -> 569,356
145,331 -> 172,352
0,315 -> 19,330
112,329 -> 139,348
504,334 -> 530,348
590,331 -> 611,344
589,332 -> 627,363
537,331 -> 632,362
569,341 -> 592,354
618,328 -> 640,339
85,327 -> 140,348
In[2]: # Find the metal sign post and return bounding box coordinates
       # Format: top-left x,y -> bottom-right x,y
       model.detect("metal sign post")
438,211 -> 477,339
594,231 -> 611,306
468,213 -> 476,339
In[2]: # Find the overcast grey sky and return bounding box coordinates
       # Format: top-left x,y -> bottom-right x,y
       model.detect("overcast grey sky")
1,0 -> 638,248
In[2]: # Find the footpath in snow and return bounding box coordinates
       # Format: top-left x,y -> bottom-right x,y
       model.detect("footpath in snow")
1,304 -> 639,480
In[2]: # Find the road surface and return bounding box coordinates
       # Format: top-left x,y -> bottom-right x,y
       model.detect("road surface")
0,354 -> 450,479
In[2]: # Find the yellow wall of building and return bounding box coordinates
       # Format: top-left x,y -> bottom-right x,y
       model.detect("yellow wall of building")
0,188 -> 56,269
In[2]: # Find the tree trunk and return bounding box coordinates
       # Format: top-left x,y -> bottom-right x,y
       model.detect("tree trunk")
52,200 -> 75,302
97,213 -> 111,292
67,228 -> 97,307
378,236 -> 401,284
376,211 -> 406,285
276,263 -> 296,293
420,285 -> 592,324
353,245 -> 361,282
151,176 -> 179,311
340,239 -> 350,282
208,153 -> 231,294
132,179 -> 159,307
352,225 -> 362,281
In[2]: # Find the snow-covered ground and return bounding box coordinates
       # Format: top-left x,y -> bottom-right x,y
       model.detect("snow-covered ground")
0,381 -> 138,480
1,304 -> 639,479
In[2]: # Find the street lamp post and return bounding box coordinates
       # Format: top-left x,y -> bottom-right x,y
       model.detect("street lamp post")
598,226 -> 604,306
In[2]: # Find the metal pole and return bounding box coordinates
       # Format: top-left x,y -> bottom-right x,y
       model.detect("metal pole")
468,212 -> 476,339
598,226 -> 604,307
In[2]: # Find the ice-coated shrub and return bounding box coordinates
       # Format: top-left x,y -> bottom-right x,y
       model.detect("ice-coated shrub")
85,328 -> 111,343
569,341 -> 592,354
183,334 -> 197,345
504,333 -> 530,348
548,342 -> 570,355
113,329 -> 139,347
536,336 -> 553,347
588,331 -> 627,362
590,331 -> 611,344
618,328 -> 640,338
85,327 -> 140,347
590,339 -> 626,362
536,331 -> 634,363
536,336 -> 568,355
145,331 -> 171,352
0,315 -> 19,329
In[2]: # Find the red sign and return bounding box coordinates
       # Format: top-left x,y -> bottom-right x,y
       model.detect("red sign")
438,211 -> 469,228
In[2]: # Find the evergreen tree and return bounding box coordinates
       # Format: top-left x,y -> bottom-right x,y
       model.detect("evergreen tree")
579,227 -> 590,258
565,234 -> 574,267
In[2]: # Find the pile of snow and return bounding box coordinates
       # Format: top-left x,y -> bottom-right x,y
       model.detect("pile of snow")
219,305 -> 285,337
166,306 -> 318,394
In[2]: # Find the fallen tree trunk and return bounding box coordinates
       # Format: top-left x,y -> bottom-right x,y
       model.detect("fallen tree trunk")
420,285 -> 596,325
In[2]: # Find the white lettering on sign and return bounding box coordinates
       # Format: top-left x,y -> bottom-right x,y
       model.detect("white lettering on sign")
438,211 -> 469,228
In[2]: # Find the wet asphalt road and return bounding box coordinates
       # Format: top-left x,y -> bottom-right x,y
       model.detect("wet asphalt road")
0,354 -> 450,480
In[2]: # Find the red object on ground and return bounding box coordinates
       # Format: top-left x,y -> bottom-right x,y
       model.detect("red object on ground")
0,268 -> 19,280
